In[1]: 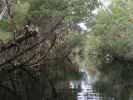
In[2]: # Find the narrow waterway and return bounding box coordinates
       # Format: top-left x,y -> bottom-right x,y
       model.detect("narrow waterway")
56,68 -> 133,100
68,69 -> 105,100
69,69 -> 101,100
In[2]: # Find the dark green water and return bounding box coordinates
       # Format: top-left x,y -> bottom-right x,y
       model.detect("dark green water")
55,69 -> 133,100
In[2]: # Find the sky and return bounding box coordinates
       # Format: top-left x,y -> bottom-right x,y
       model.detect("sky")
100,0 -> 111,7
92,0 -> 111,15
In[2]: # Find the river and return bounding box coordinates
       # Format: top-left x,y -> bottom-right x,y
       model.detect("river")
69,69 -> 101,100
55,68 -> 133,100
57,68 -> 133,100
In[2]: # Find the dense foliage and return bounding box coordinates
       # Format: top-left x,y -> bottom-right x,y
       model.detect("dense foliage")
0,0 -> 99,100
84,0 -> 133,99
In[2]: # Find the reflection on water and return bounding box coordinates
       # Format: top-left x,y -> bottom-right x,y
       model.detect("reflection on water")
56,68 -> 133,100
69,69 -> 107,100
70,69 -> 101,100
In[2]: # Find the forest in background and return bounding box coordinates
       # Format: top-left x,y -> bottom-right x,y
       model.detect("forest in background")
0,0 -> 99,100
0,0 -> 133,100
